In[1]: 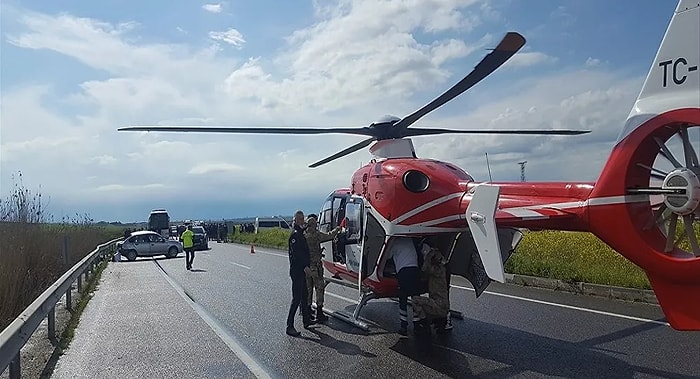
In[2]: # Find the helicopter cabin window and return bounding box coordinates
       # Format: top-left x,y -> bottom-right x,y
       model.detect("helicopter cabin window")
333,197 -> 345,227
344,199 -> 362,243
319,198 -> 333,233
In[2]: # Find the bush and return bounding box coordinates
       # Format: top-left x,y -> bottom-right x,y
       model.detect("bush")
0,172 -> 121,330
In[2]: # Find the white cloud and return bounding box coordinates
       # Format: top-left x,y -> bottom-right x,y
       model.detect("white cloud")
208,28 -> 246,48
202,3 -> 224,14
585,57 -> 601,67
95,183 -> 166,192
92,155 -> 117,165
505,51 -> 558,68
189,163 -> 242,174
0,2 -> 662,221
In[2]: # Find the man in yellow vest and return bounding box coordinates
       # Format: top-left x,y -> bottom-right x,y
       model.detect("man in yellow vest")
180,225 -> 195,270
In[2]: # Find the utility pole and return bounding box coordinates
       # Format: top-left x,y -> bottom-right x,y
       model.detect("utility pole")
518,161 -> 527,182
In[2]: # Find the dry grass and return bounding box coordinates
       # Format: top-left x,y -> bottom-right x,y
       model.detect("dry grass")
0,172 -> 122,330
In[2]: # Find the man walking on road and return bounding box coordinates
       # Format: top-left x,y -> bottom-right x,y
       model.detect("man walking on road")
181,225 -> 195,270
286,210 -> 316,336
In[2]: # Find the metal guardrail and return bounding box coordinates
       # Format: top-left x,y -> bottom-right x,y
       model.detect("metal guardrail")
0,237 -> 122,378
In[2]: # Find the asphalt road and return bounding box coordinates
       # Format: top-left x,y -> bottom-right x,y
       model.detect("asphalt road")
52,242 -> 700,379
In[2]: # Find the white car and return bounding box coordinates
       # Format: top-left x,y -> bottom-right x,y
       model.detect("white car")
117,230 -> 184,261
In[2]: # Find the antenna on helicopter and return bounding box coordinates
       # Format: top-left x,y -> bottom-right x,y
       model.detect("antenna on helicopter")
518,160 -> 527,182
485,152 -> 493,183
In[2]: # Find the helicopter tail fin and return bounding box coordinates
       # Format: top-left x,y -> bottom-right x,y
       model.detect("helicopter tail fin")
587,0 -> 700,330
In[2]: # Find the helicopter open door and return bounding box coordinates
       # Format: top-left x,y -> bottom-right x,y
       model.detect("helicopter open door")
341,195 -> 364,275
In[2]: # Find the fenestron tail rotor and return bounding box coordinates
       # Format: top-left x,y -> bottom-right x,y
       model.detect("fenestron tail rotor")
119,32 -> 590,168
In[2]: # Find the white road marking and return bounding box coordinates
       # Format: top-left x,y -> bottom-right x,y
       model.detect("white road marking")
231,262 -> 251,269
450,284 -> 669,326
152,260 -> 272,379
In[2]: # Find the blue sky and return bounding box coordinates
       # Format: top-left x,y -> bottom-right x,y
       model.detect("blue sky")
0,0 -> 682,222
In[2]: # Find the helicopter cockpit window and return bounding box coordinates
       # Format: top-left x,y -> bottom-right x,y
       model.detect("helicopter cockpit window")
345,200 -> 362,243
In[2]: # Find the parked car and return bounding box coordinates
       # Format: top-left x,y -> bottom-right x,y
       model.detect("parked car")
117,230 -> 184,261
191,225 -> 209,251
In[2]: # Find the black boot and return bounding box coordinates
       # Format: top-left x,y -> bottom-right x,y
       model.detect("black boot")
316,306 -> 329,323
414,319 -> 431,338
286,325 -> 300,337
399,320 -> 408,336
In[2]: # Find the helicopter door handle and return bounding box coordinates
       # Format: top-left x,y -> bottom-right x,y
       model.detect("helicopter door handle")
470,212 -> 486,224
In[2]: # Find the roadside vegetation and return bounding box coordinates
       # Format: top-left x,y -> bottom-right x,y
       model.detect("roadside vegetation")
0,173 -> 122,330
230,228 -> 652,289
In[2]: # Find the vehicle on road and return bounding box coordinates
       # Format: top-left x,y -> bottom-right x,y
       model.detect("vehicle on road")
191,225 -> 209,250
117,230 -> 183,261
148,209 -> 170,238
254,216 -> 291,234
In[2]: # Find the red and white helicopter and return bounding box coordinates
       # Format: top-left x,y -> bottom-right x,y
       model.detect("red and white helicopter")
121,0 -> 700,331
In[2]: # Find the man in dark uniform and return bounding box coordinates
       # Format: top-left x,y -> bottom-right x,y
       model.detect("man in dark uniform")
286,210 -> 316,336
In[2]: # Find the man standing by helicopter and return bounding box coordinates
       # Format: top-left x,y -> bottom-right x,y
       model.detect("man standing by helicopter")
304,214 -> 341,323
286,210 -> 316,337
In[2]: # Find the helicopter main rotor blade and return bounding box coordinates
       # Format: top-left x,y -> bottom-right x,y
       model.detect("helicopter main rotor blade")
402,128 -> 591,137
118,125 -> 376,137
309,137 -> 376,168
392,32 -> 526,136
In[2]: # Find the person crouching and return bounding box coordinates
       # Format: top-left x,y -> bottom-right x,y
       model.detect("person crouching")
412,241 -> 450,337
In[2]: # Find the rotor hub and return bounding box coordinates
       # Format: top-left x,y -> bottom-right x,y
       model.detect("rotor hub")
662,168 -> 700,215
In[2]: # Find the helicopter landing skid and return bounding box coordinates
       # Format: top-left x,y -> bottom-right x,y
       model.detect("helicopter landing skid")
322,276 -> 375,331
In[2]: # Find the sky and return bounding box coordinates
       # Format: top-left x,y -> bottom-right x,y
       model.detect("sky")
0,0 -> 683,223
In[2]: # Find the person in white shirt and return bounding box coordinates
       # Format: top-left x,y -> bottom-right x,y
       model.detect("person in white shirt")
389,237 -> 421,335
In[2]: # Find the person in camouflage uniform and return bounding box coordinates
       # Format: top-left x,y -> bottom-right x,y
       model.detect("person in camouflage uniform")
304,214 -> 341,323
412,242 -> 450,337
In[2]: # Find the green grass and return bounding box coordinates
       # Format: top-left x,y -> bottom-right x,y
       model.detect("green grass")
230,228 -> 291,250
233,228 -> 653,289
506,231 -> 651,289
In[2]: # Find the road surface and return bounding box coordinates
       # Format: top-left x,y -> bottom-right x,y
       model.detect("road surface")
51,242 -> 700,378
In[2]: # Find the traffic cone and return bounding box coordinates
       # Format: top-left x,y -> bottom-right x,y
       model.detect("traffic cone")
250,243 -> 255,254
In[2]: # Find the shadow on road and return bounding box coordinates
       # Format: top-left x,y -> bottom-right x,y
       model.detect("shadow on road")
304,328 -> 377,358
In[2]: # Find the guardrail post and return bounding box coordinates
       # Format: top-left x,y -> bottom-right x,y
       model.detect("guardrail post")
48,306 -> 55,338
66,282 -> 72,310
9,353 -> 20,379
77,275 -> 82,292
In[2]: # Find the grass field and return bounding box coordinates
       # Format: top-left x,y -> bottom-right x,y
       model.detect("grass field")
230,228 -> 652,289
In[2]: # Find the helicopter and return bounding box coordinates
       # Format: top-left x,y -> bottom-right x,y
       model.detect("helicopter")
120,0 -> 700,332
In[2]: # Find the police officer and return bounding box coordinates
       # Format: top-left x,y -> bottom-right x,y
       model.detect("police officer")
286,210 -> 316,336
304,214 -> 341,323
412,242 -> 450,337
